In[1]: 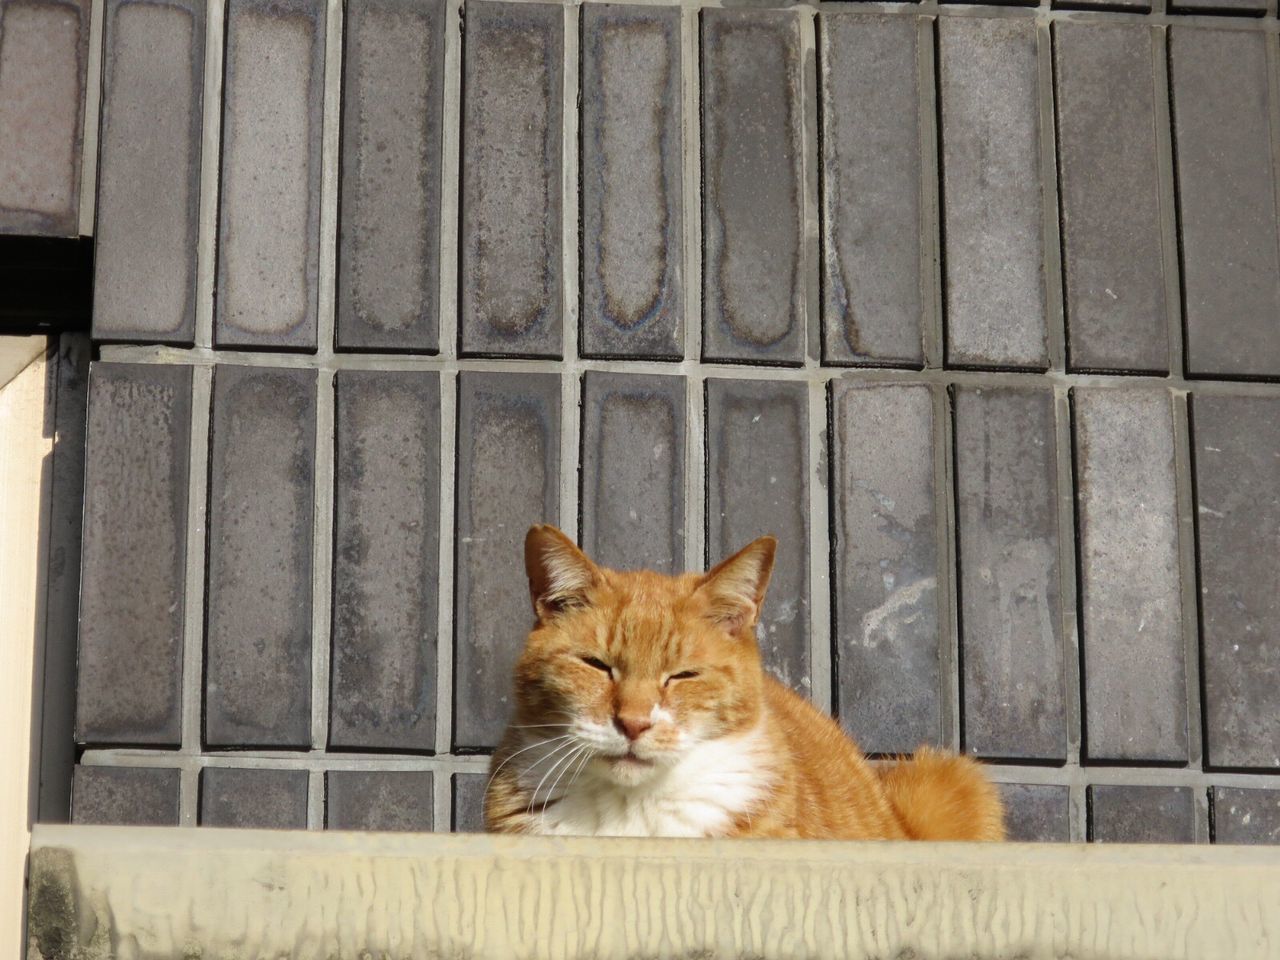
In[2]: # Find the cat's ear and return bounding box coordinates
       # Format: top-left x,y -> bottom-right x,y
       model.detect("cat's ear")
525,524 -> 602,621
695,536 -> 777,634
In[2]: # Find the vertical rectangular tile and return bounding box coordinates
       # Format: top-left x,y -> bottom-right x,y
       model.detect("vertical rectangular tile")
1212,787 -> 1280,845
205,366 -> 316,748
92,0 -> 205,344
1192,395 -> 1280,771
701,9 -> 806,365
454,372 -> 561,749
325,771 -> 434,831
997,783 -> 1070,842
954,386 -> 1065,761
939,18 -> 1047,370
1055,23 -> 1168,374
199,768 -> 309,828
1171,29 -> 1280,378
580,4 -> 683,360
215,0 -> 325,349
1075,389 -> 1185,762
0,0 -> 89,236
330,371 -> 440,751
77,362 -> 192,745
706,378 -> 809,692
580,371 -> 685,573
830,381 -> 941,754
72,766 -> 181,826
459,1 -> 563,358
453,772 -> 487,832
819,15 -> 924,367
336,0 -> 445,353
1089,785 -> 1194,843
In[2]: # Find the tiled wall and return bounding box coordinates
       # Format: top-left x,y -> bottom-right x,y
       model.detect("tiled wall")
65,0 -> 1280,845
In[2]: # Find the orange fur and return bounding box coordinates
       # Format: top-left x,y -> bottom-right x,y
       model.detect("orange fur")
484,525 -> 1005,841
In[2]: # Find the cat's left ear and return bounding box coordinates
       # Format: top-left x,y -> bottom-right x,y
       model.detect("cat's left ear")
695,536 -> 777,635
525,524 -> 602,621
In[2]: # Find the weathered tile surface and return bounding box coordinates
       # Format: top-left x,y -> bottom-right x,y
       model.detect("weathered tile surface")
453,772 -> 487,832
701,9 -> 805,365
706,379 -> 809,692
939,18 -> 1046,369
454,372 -> 561,749
326,771 -> 434,831
1212,787 -> 1280,845
77,362 -> 192,745
1089,785 -> 1194,843
92,0 -> 204,344
1171,29 -> 1280,378
581,4 -> 682,360
215,0 -> 324,349
819,15 -> 923,367
200,768 -> 309,828
1055,23 -> 1167,374
830,381 -> 940,754
1075,389 -> 1185,762
205,366 -> 316,748
459,1 -> 563,357
580,372 -> 685,573
330,371 -> 440,751
1193,395 -> 1280,771
72,766 -> 181,826
336,0 -> 444,352
0,0 -> 88,235
998,783 -> 1070,842
954,387 -> 1065,761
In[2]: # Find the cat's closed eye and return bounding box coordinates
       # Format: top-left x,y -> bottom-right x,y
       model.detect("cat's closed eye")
580,655 -> 612,675
665,670 -> 699,685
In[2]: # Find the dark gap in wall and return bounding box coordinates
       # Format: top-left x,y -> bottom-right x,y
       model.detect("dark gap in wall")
0,236 -> 93,335
823,380 -> 839,721
1067,388 -> 1090,764
946,384 -> 967,753
1164,25 -> 1193,382
1183,396 -> 1213,772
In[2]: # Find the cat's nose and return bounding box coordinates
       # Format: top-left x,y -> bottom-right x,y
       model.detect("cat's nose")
614,714 -> 653,742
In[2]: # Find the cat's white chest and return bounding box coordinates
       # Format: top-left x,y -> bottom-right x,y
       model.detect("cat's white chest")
531,732 -> 769,838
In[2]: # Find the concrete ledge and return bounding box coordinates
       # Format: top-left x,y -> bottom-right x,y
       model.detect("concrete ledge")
26,824 -> 1280,959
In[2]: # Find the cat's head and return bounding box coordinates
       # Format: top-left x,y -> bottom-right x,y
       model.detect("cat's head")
510,524 -> 776,786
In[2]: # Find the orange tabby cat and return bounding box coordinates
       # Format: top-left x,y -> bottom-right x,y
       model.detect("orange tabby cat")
484,524 -> 1005,841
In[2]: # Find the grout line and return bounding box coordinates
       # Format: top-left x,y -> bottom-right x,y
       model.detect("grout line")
934,383 -> 961,752
1038,15 -> 1067,373
805,379 -> 832,715
1193,784 -> 1211,844
918,14 -> 944,371
437,0 -> 463,362
194,0 -> 227,349
560,1 -> 583,541
434,765 -> 452,832
78,0 -> 106,236
434,373 -> 459,756
681,3 -> 704,574
1171,391 -> 1204,769
1054,387 -> 1083,767
1151,23 -> 1185,379
308,767 -> 326,830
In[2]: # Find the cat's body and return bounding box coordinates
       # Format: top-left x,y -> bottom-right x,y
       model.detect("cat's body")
485,527 -> 1004,842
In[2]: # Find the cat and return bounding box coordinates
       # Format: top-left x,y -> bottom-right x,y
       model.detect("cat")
484,524 -> 1005,841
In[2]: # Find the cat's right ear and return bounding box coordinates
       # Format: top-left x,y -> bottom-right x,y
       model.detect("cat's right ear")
695,535 -> 777,635
524,524 -> 602,621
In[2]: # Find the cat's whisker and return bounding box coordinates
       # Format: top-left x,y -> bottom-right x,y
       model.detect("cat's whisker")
538,745 -> 588,824
526,740 -> 582,816
484,734 -> 573,800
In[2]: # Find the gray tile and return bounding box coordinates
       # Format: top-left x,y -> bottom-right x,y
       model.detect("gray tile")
1192,396 -> 1280,771
1212,787 -> 1280,845
997,783 -> 1070,843
326,770 -> 434,831
200,767 -> 308,829
706,378 -> 809,692
1171,29 -> 1280,378
819,15 -> 923,367
453,772 -> 487,832
454,372 -> 561,749
954,386 -> 1065,761
459,1 -> 563,358
336,0 -> 444,353
701,9 -> 805,366
1089,785 -> 1194,843
215,0 -> 325,349
580,371 -> 685,574
939,18 -> 1046,370
0,0 -> 89,236
77,362 -> 192,745
72,766 -> 181,826
580,4 -> 683,361
1055,23 -> 1167,375
330,371 -> 440,751
205,366 -> 316,748
830,381 -> 941,754
92,0 -> 204,344
1075,389 -> 1185,763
